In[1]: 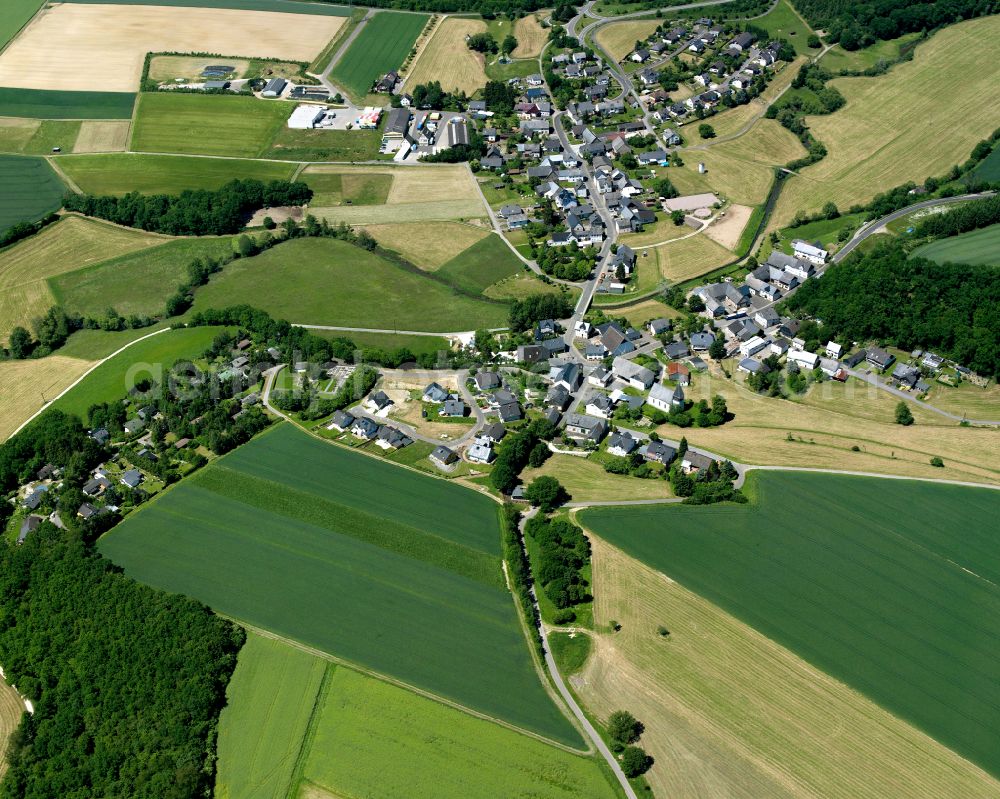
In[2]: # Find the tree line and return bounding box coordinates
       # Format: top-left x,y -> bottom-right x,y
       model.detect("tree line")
0,525 -> 244,799
782,239 -> 1000,379
524,514 -> 592,613
62,179 -> 313,236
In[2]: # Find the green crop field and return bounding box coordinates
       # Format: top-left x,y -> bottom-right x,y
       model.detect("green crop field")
0,88 -> 136,119
315,329 -> 452,359
50,326 -> 226,419
911,223 -> 1000,266
192,237 -> 510,331
51,236 -> 240,318
130,93 -> 289,158
968,145 -> 1000,183
62,0 -> 350,13
583,471 -> 1000,779
0,0 -> 43,50
99,424 -> 581,746
0,155 -> 64,234
436,233 -> 524,295
329,11 -> 428,98
215,632 -> 327,799
57,153 -> 297,195
299,666 -> 616,799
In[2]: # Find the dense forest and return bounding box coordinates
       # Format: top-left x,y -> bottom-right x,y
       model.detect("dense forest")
793,0 -> 996,49
0,527 -> 243,799
782,240 -> 1000,379
63,180 -> 312,236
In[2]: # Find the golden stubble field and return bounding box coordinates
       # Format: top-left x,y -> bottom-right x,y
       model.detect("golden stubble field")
573,537 -> 1000,799
0,4 -> 345,92
594,19 -> 660,62
0,355 -> 97,441
405,17 -> 490,96
772,15 -> 1000,225
0,677 -> 24,780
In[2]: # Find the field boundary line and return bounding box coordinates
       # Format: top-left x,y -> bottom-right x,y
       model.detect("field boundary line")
234,620 -> 593,756
285,663 -> 333,799
6,326 -> 172,441
45,158 -> 82,194
0,0 -> 46,58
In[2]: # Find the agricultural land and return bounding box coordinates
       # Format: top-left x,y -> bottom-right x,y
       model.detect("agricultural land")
0,155 -> 64,235
911,223 -> 1000,266
0,3 -> 344,92
407,17 -> 490,95
584,471 -> 1000,778
330,12 -> 429,99
98,423 -> 582,746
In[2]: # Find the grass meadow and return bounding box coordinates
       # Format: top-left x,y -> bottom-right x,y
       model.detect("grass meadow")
594,20 -> 659,61
299,169 -> 391,206
0,87 -> 136,119
192,237 -> 510,331
755,0 -> 812,42
0,215 -> 162,340
0,155 -> 65,234
314,329 -> 452,358
583,471 -> 1000,779
329,11 -> 428,98
130,93 -> 289,158
772,15 -> 1000,225
0,0 -> 43,49
969,146 -> 1000,183
435,233 -> 523,294
911,223 -> 1000,266
61,0 -> 351,13
99,424 -> 582,746
299,666 -> 617,799
57,153 -> 297,195
214,632 -> 327,799
50,326 -> 226,419
51,235 -> 239,318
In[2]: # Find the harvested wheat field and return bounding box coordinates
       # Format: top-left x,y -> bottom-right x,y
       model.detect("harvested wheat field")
0,355 -> 96,441
362,222 -> 489,269
704,203 -> 753,250
406,17 -> 489,96
673,363 -> 1000,484
512,13 -> 548,58
653,233 -> 732,283
0,677 -> 24,779
0,4 -> 344,92
594,19 -> 659,62
73,121 -> 131,153
772,16 -> 1000,226
571,537 -> 1000,799
0,216 -> 165,340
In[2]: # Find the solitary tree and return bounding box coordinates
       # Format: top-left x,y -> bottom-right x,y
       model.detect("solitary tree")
698,123 -> 716,139
608,710 -> 643,744
894,401 -> 914,426
708,338 -> 726,361
501,34 -> 518,56
524,475 -> 568,511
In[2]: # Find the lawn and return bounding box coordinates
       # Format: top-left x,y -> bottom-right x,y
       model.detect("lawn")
300,666 -> 616,799
0,88 -> 136,119
57,153 -> 297,195
214,632 -> 326,799
911,222 -> 1000,266
771,212 -> 865,258
574,536 -> 1000,799
583,471 -> 1000,779
98,424 -> 582,746
1,215 -> 163,340
329,11 -> 429,99
701,57 -> 805,140
50,326 -> 226,419
521,454 -> 674,503
130,93 -> 290,158
0,155 -> 65,235
652,232 -> 734,283
51,236 -> 240,319
315,329 -> 452,358
771,16 -> 1000,226
264,125 -> 383,162
192,237 -> 511,331
436,233 -> 524,294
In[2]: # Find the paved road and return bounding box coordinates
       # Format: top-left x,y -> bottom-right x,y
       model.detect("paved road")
846,367 -> 1000,425
517,508 -> 639,799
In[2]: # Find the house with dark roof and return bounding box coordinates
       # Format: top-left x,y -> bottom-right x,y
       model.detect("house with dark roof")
866,347 -> 895,371
326,410 -> 356,432
430,446 -> 457,467
121,469 -> 143,489
564,413 -> 608,443
642,440 -> 676,465
350,417 -> 381,440
423,382 -> 449,403
376,426 -> 412,450
607,431 -> 639,457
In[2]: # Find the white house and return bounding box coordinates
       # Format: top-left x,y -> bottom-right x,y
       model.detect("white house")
466,438 -> 495,463
646,382 -> 685,412
787,349 -> 819,370
826,341 -> 844,359
739,336 -> 769,358
792,239 -> 828,264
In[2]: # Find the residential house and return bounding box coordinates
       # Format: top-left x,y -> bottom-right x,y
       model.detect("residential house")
475,370 -> 501,391
430,446 -> 457,467
663,341 -> 690,359
612,357 -> 655,390
866,347 -> 895,371
607,431 -> 638,457
351,417 -> 381,440
467,438 -> 495,463
326,410 -> 355,432
631,49 -> 650,63
728,32 -> 754,52
788,349 -> 819,370
667,362 -> 691,385
648,318 -> 671,337
365,390 -> 393,413
642,440 -> 676,465
825,341 -> 844,359
376,426 -> 412,450
517,344 -> 547,364
18,515 -> 43,545
440,399 -> 466,417
422,382 -> 449,403
546,384 -> 572,410
552,362 -> 583,392
585,394 -> 615,418
738,357 -> 765,374
481,422 -> 506,443
681,450 -> 714,474
121,469 -> 143,489
589,365 -> 612,387
690,331 -> 715,351
792,239 -> 828,264
564,413 -> 608,443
